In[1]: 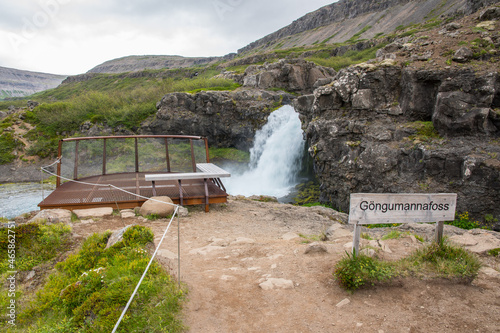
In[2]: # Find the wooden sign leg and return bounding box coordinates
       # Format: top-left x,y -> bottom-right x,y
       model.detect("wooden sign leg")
352,223 -> 360,255
435,221 -> 444,244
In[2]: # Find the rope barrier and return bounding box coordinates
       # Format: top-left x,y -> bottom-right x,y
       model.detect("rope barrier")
40,159 -> 182,332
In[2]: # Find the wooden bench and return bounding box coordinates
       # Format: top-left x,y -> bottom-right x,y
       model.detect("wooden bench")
145,163 -> 231,212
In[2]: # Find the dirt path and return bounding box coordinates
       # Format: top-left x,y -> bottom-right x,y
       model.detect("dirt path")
72,199 -> 500,333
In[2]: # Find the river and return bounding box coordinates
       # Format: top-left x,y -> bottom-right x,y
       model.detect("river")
0,182 -> 55,219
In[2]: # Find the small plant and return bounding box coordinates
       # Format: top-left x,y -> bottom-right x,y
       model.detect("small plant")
488,248 -> 500,256
333,251 -> 394,291
407,240 -> 481,282
382,230 -> 402,240
361,232 -> 373,240
145,213 -> 162,220
445,212 -> 480,230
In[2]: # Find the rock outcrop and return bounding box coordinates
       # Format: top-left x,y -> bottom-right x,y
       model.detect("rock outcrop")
142,88 -> 294,150
296,64 -> 500,219
222,59 -> 336,94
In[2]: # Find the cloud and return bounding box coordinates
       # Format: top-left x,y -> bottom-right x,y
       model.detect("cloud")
0,0 -> 336,74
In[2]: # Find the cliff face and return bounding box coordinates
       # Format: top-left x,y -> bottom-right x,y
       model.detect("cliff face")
0,66 -> 66,100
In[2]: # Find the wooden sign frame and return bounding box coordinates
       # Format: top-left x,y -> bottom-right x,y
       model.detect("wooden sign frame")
348,193 -> 457,254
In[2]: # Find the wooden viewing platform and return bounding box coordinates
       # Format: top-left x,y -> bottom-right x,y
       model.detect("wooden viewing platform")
39,135 -> 231,212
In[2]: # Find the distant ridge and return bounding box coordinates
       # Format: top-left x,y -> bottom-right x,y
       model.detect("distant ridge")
0,66 -> 66,100
87,55 -> 231,74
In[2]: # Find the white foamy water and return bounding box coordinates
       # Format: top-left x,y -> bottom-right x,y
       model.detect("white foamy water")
225,105 -> 305,198
0,182 -> 54,219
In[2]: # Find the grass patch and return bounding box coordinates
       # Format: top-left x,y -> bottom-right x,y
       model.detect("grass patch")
0,132 -> 24,164
334,240 -> 481,291
3,226 -> 185,332
0,221 -> 72,274
299,232 -> 328,243
306,44 -> 386,71
406,121 -> 441,141
209,147 -> 250,163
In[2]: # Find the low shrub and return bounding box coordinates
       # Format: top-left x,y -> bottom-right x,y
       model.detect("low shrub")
334,251 -> 394,291
334,240 -> 481,291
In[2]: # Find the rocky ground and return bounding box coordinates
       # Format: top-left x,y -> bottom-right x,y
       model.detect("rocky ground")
27,198 -> 500,333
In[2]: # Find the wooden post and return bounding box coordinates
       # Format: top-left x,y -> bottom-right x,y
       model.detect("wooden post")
134,138 -> 139,173
190,139 -> 196,172
352,222 -> 361,255
102,138 -> 107,175
165,138 -> 171,172
435,221 -> 444,244
204,137 -> 210,163
74,140 -> 79,180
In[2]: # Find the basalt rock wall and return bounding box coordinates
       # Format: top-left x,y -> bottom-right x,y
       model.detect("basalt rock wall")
295,64 -> 500,220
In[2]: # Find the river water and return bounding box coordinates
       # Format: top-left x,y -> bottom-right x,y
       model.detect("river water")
224,105 -> 306,199
0,182 -> 55,219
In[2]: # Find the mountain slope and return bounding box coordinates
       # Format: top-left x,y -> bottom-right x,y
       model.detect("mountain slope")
87,55 -> 228,74
237,0 -> 487,54
0,66 -> 67,100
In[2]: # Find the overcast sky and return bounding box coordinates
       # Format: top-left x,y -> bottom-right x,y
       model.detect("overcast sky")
0,0 -> 335,75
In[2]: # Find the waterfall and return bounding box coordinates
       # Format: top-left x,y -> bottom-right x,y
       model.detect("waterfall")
225,105 -> 305,198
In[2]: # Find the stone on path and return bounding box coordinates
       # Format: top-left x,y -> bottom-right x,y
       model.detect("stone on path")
336,298 -> 350,308
281,232 -> 299,241
29,209 -> 72,223
259,278 -> 294,290
304,242 -> 328,254
73,207 -> 113,219
140,196 -> 176,217
120,209 -> 136,218
449,231 -> 500,253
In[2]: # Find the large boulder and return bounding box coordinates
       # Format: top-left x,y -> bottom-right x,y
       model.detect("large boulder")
139,196 -> 176,217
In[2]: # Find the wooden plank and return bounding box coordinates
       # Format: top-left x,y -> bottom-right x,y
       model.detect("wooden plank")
348,193 -> 457,225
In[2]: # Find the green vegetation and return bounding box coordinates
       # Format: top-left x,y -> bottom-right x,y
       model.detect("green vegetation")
0,132 -> 24,164
306,44 -> 386,71
406,121 -> 441,142
346,25 -> 372,43
0,221 -> 72,274
2,226 -> 185,332
209,147 -> 250,163
445,212 -> 480,230
334,240 -> 481,291
334,251 -> 395,291
5,68 -> 241,159
488,248 -> 500,256
299,232 -> 328,243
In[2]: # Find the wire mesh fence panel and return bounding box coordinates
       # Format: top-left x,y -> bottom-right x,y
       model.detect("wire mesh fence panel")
60,141 -> 76,183
138,138 -> 170,173
77,139 -> 105,179
105,138 -> 137,174
168,138 -> 196,172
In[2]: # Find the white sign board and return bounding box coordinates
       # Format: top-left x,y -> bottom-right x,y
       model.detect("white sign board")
348,193 -> 457,225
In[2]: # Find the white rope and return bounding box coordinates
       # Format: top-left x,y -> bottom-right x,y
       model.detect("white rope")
111,205 -> 179,333
40,159 -> 182,332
